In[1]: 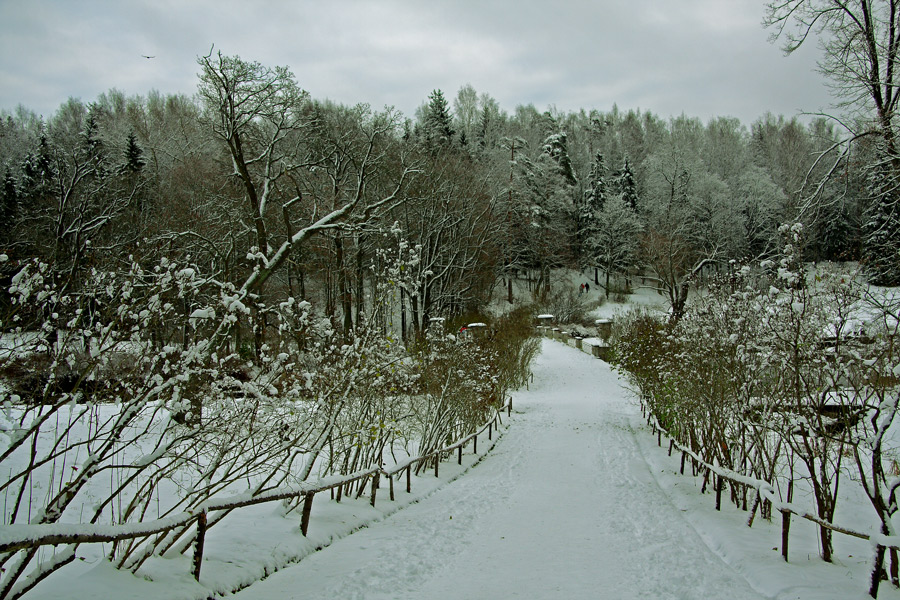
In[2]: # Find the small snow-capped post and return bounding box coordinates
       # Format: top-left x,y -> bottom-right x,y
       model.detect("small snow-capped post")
715,474 -> 723,511
870,544 -> 888,598
595,318 -> 612,341
192,509 -> 207,581
781,480 -> 793,563
301,493 -> 314,536
781,507 -> 791,563
536,314 -> 554,331
370,471 -> 380,507
467,322 -> 487,341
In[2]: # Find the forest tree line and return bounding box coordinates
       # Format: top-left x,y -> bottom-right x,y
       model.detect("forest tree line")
1,50 -> 896,345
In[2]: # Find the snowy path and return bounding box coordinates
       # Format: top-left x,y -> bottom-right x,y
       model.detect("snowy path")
234,339 -> 769,600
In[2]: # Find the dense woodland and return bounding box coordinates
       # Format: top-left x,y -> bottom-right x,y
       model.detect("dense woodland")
0,48 -> 897,340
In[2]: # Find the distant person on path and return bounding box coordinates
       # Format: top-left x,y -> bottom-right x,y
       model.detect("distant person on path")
585,282 -> 590,293
579,283 -> 584,295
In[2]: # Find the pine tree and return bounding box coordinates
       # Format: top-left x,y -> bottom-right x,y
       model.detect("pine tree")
542,131 -> 577,187
862,166 -> 900,285
81,106 -> 109,179
815,197 -> 860,261
122,131 -> 146,174
578,152 -> 606,269
424,89 -> 454,146
591,193 -> 642,296
477,105 -> 491,148
612,158 -> 638,211
585,152 -> 607,212
20,132 -> 55,199
0,165 -> 18,245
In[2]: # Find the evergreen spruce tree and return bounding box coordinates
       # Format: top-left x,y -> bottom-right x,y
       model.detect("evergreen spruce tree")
0,165 -> 18,245
477,105 -> 490,149
815,198 -> 860,262
20,132 -> 55,200
542,131 -> 577,187
578,152 -> 606,271
612,158 -> 638,211
81,106 -> 109,179
424,89 -> 454,146
585,152 -> 607,212
862,165 -> 900,285
122,131 -> 146,174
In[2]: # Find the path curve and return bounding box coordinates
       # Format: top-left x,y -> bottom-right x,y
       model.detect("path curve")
234,339 -> 768,600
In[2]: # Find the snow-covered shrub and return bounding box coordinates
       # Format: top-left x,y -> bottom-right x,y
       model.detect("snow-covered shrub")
0,227 -> 540,595
540,287 -> 592,325
0,258 -> 348,591
613,225 -> 900,568
610,307 -> 681,431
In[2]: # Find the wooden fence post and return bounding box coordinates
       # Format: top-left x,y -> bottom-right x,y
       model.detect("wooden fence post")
389,474 -> 395,501
370,471 -> 380,507
474,434 -> 478,454
488,423 -> 493,440
192,510 -> 207,582
668,439 -> 674,456
680,451 -> 687,475
406,465 -> 412,494
747,493 -> 760,527
458,445 -> 463,465
716,475 -> 723,511
434,453 -> 440,477
871,544 -> 887,598
780,507 -> 792,563
891,548 -> 899,587
301,493 -> 314,536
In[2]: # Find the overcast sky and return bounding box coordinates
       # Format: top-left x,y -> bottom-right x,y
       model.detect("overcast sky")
0,0 -> 832,126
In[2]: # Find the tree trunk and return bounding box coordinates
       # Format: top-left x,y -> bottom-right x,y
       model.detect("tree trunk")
400,287 -> 408,343
410,294 -> 421,340
335,235 -> 352,332
355,235 -> 364,326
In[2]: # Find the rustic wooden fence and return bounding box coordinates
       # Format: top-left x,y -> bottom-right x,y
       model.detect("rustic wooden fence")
641,409 -> 899,548
539,331 -> 899,598
0,401 -> 511,586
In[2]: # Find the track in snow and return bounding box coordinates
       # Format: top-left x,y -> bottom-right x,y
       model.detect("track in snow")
233,339 -> 768,600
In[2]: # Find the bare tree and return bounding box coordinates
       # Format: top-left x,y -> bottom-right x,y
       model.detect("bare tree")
197,52 -> 417,346
765,1 -> 900,283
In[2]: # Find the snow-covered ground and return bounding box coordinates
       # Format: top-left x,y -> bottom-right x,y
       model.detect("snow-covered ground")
226,339 -> 891,600
19,337 -> 897,599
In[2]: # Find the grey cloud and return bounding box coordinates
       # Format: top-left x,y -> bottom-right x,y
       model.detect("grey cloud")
1,0 -> 833,126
